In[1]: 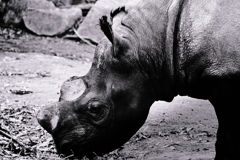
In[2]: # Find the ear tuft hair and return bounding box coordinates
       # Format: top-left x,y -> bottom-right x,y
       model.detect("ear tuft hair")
110,6 -> 126,20
99,15 -> 113,44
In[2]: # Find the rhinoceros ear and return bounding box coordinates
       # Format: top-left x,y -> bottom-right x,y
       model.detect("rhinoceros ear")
99,15 -> 125,57
99,16 -> 114,44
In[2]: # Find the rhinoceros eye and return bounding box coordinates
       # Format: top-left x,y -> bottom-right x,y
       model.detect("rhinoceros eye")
87,101 -> 108,122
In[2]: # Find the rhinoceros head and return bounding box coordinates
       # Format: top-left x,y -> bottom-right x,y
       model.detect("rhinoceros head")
37,11 -> 159,158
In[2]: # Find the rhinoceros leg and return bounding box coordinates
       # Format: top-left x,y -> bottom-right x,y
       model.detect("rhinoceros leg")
209,82 -> 240,160
212,105 -> 238,160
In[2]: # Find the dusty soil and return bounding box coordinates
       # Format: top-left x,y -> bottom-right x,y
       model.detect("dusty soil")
0,27 -> 218,160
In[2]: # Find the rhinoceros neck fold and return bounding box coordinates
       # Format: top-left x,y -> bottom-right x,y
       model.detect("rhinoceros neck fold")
120,0 -> 185,101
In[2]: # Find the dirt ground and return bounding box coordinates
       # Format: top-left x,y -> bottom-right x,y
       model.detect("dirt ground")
0,28 -> 218,160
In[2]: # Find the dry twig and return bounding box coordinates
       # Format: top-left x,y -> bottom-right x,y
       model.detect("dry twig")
0,127 -> 29,150
73,28 -> 98,48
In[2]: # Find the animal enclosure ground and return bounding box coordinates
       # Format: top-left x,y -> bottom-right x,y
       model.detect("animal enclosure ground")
0,28 -> 218,159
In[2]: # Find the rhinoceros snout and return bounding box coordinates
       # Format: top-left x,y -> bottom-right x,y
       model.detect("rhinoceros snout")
37,103 -> 59,134
37,76 -> 87,133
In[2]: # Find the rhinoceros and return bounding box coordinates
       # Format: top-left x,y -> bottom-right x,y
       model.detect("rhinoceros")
37,0 -> 240,159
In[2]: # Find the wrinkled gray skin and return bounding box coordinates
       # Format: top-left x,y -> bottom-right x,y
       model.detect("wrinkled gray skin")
37,0 -> 240,159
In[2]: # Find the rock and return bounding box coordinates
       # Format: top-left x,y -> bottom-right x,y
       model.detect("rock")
23,5 -> 82,36
47,0 -> 86,7
76,0 -> 141,43
76,0 -> 126,43
1,0 -> 82,36
27,0 -> 56,9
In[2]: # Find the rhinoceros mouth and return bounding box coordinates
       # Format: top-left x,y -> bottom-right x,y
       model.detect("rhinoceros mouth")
55,136 -> 91,158
55,129 -> 114,159
53,126 -> 102,157
56,138 -> 102,159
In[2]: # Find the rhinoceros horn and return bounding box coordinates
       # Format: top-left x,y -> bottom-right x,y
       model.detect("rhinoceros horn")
59,76 -> 86,101
99,15 -> 129,57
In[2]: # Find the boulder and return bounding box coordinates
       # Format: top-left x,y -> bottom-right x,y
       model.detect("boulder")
76,0 -> 141,43
47,0 -> 86,7
23,5 -> 82,36
2,0 -> 82,36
